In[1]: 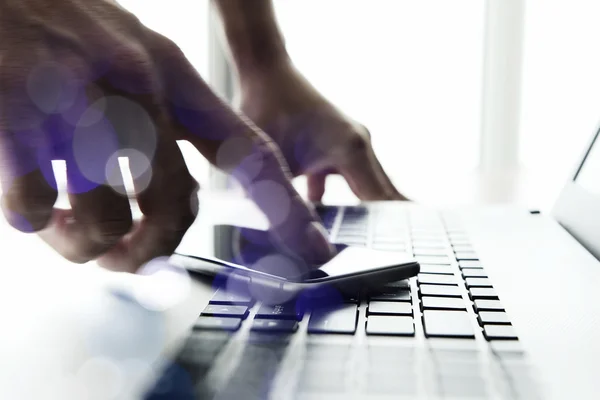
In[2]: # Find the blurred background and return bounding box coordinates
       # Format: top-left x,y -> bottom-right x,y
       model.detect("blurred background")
106,0 -> 600,211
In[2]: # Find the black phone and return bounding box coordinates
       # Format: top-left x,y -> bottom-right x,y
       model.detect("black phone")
171,224 -> 419,299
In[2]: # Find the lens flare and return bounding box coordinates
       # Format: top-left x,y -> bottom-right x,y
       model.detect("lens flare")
249,180 -> 291,227
27,62 -> 79,115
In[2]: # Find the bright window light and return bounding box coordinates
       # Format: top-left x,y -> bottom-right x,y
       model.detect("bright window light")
274,0 -> 485,183
520,0 -> 600,186
118,0 -> 211,188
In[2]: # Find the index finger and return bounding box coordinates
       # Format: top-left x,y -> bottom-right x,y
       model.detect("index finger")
149,37 -> 333,265
193,109 -> 334,266
338,136 -> 407,201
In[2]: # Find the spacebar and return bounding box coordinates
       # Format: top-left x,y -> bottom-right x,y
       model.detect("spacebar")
423,310 -> 475,338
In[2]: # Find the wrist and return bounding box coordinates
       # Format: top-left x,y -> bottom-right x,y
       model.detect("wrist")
213,0 -> 291,82
221,18 -> 291,83
235,58 -> 302,102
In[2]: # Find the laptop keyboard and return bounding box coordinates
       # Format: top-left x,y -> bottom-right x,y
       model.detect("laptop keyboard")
193,204 -> 518,341
146,205 -> 541,400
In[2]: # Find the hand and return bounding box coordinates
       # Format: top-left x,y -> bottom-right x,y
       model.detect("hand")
236,62 -> 408,202
0,0 -> 332,271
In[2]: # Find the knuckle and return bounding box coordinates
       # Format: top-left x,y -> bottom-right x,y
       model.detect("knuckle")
345,134 -> 369,155
2,189 -> 57,232
177,175 -> 199,224
153,171 -> 198,235
62,251 -> 92,265
255,138 -> 287,169
86,216 -> 133,248
151,31 -> 186,60
107,41 -> 158,93
113,41 -> 152,69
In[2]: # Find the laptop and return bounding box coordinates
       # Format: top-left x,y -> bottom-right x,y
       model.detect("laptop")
142,127 -> 600,400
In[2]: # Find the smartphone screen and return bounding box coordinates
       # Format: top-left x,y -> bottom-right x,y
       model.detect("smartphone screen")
174,224 -> 417,285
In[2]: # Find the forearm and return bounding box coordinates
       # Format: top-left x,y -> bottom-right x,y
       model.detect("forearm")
212,0 -> 290,80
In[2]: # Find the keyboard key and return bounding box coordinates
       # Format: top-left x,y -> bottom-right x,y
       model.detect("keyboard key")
422,297 -> 467,310
419,264 -> 454,275
298,369 -> 346,393
316,205 -> 339,217
201,305 -> 249,319
365,375 -> 418,396
465,278 -> 493,288
366,316 -> 415,336
420,284 -> 462,298
175,332 -> 231,377
221,341 -> 291,398
416,256 -> 451,265
385,279 -> 411,289
368,301 -> 413,315
336,233 -> 367,242
255,303 -> 303,320
418,273 -> 457,286
373,236 -> 407,245
483,325 -> 518,340
344,206 -> 368,215
452,245 -> 475,253
423,310 -> 475,338
342,291 -> 360,304
308,304 -> 358,334
413,248 -> 448,257
194,317 -> 242,331
251,319 -> 299,333
474,299 -> 505,312
372,243 -> 407,252
478,311 -> 511,325
411,233 -> 445,241
469,287 -> 499,300
447,232 -> 469,240
338,224 -> 367,233
436,360 -> 482,377
340,217 -> 367,226
490,341 -> 525,357
411,241 -> 446,249
338,222 -> 366,231
337,226 -> 367,234
210,289 -> 253,306
369,288 -> 412,302
450,240 -> 472,247
445,228 -> 466,234
334,238 -> 367,246
440,377 -> 488,398
462,269 -> 488,278
455,252 -> 479,261
458,260 -> 483,269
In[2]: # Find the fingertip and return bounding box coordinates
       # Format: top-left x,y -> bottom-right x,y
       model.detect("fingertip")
304,221 -> 336,266
97,241 -> 137,273
307,174 -> 326,203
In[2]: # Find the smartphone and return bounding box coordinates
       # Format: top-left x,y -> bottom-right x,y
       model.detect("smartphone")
171,224 -> 419,298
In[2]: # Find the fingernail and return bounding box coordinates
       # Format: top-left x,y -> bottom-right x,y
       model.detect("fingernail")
305,221 -> 335,265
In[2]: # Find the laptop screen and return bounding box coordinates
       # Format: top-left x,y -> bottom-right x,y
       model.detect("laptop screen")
575,130 -> 600,194
554,128 -> 600,261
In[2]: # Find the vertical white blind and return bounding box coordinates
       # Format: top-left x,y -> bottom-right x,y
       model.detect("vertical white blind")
520,0 -> 600,183
118,0 -> 212,189
274,0 -> 486,182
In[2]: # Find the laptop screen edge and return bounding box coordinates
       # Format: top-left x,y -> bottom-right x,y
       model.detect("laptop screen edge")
552,125 -> 600,261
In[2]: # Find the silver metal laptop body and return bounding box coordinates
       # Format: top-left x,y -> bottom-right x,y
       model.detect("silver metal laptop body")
146,128 -> 600,399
